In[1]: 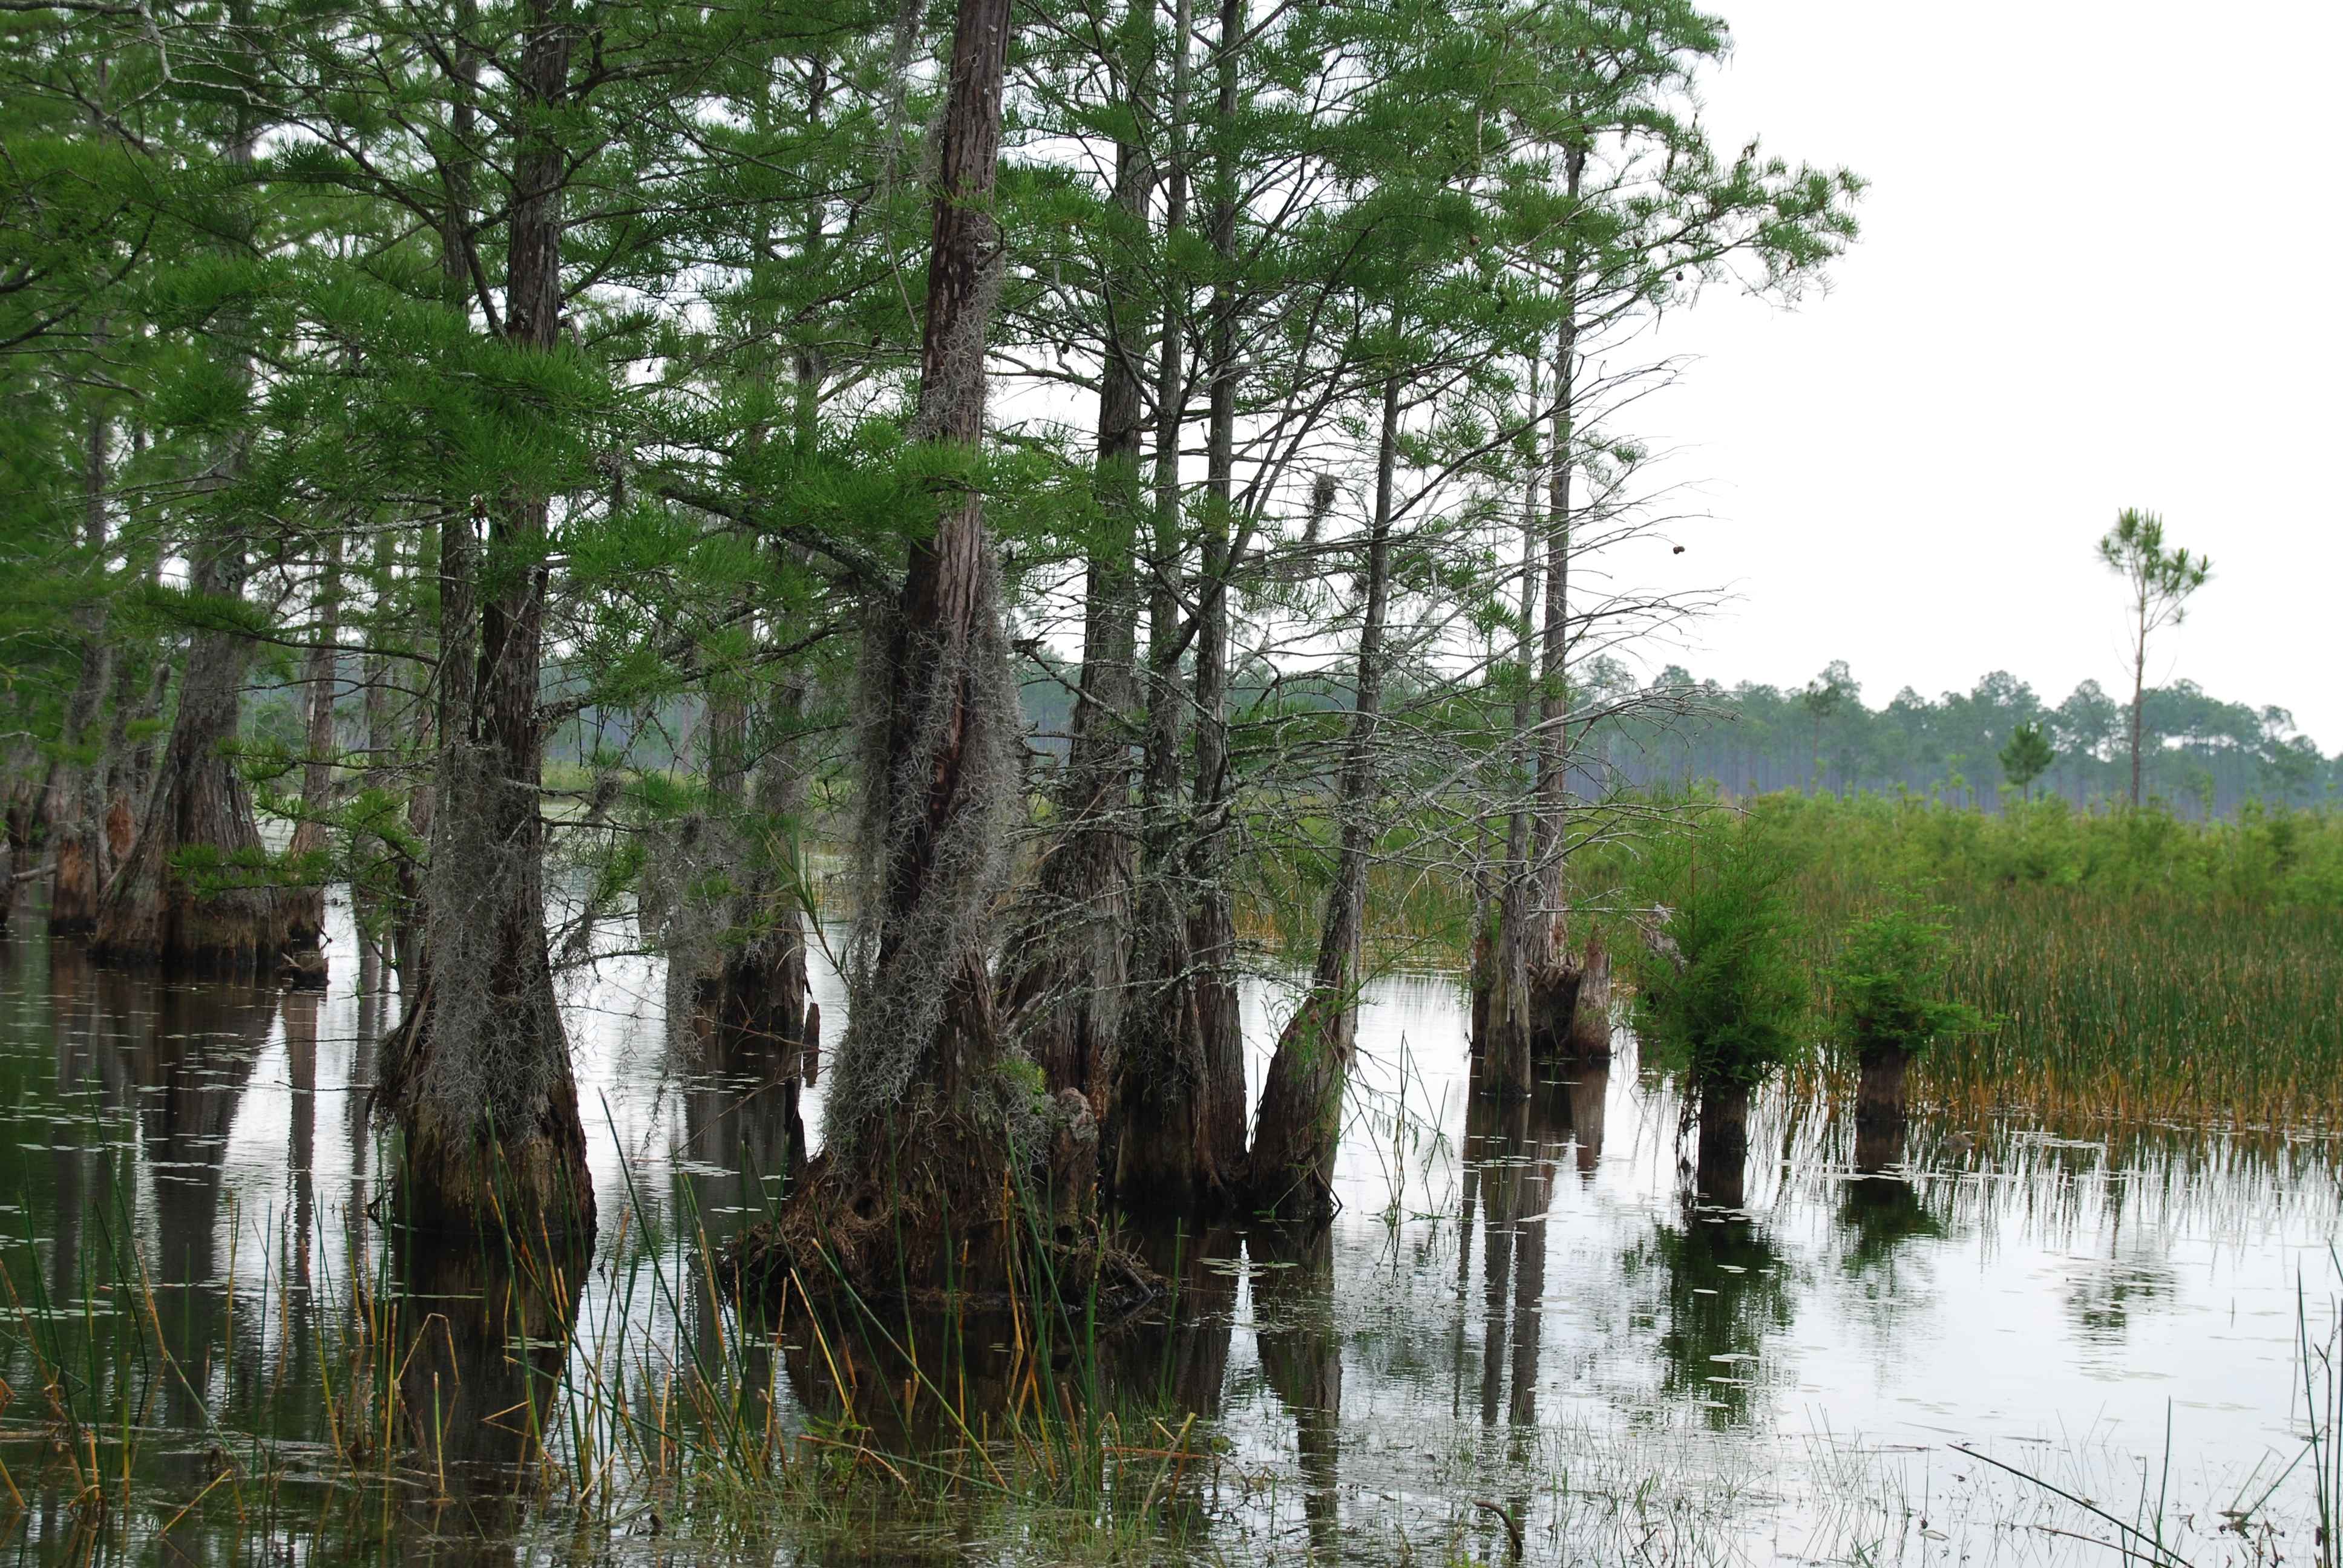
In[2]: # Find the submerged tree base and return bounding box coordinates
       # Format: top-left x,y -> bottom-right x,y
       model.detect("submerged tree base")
719,1105 -> 1156,1318
376,1007 -> 598,1243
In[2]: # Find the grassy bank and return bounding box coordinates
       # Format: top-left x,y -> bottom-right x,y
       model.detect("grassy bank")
1765,792 -> 2343,1128
1254,790 -> 2343,1130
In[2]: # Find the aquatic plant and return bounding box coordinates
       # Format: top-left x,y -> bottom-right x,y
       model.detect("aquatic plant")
1626,812 -> 1810,1200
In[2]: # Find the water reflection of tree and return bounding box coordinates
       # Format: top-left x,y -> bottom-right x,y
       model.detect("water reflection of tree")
1621,1207 -> 1793,1429
379,1228 -> 589,1566
677,1019 -> 806,1233
1252,1220 -> 1342,1558
2065,1257 -> 2175,1345
1838,1173 -> 1944,1278
1460,1079 -> 1571,1429
677,1026 -> 808,1403
1106,1219 -> 1237,1543
125,976 -> 274,1429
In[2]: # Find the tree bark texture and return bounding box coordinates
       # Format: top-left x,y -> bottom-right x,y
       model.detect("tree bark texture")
996,119 -> 1150,1111
42,393 -> 114,935
1564,927 -> 1612,1058
92,13 -> 275,975
1112,0 -> 1242,1215
1480,384 -> 1543,1098
1188,0 -> 1253,1198
1529,153 -> 1592,1060
1249,375 -> 1397,1216
91,542 -> 283,975
743,0 -> 1096,1304
375,0 -> 591,1242
708,678 -> 814,1089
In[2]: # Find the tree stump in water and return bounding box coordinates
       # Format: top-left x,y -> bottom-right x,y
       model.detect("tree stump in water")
1563,929 -> 1614,1059
1696,1079 -> 1750,1209
1853,1043 -> 1911,1174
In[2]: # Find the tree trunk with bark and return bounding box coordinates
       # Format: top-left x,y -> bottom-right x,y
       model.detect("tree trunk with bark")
90,14 -> 277,976
1249,376 -> 1398,1216
388,528 -> 437,994
997,105 -> 1149,1111
1111,0 -> 1242,1215
90,541 -> 282,974
1564,927 -> 1611,1058
1480,386 -> 1543,1098
1188,0 -> 1253,1197
374,2 -> 591,1243
1528,150 -> 1596,1062
281,528 -> 344,983
736,0 -> 1099,1305
707,679 -> 814,1123
42,393 -> 114,935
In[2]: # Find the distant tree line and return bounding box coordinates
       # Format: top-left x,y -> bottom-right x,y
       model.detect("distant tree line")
1571,659 -> 2333,817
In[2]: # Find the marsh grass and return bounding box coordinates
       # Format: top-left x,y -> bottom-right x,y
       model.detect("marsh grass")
0,1142 -> 1217,1565
1244,790 -> 2343,1131
1777,794 -> 2343,1128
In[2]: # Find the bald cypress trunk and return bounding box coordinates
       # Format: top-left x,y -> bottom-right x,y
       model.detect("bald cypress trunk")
281,529 -> 344,987
375,0 -> 591,1241
1481,386 -> 1543,1100
738,0 -> 1097,1304
91,7 -> 278,978
707,677 -> 813,1166
42,388 -> 113,936
1188,0 -> 1253,1199
90,543 -> 281,975
1528,147 -> 1593,1062
997,97 -> 1150,1110
1112,0 -> 1238,1215
1249,374 -> 1398,1216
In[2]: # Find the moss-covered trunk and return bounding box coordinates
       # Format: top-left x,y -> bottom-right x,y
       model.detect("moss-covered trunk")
746,0 -> 1095,1305
374,0 -> 590,1243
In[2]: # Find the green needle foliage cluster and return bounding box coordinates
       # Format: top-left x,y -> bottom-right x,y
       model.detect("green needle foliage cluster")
1627,813 -> 1809,1094
1997,722 -> 2055,800
1825,885 -> 1987,1063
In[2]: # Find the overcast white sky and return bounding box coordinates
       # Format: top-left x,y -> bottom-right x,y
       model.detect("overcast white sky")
1622,1 -> 2343,743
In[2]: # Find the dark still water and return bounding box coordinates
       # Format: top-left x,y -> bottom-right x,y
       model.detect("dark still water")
1,896 -> 2336,1565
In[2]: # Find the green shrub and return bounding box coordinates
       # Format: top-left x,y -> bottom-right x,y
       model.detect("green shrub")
1630,814 -> 1810,1091
1826,887 -> 1987,1060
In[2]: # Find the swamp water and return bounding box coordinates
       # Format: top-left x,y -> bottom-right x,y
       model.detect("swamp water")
0,897 -> 2336,1566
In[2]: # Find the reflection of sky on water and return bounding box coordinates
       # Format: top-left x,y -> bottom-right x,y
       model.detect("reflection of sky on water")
3,892 -> 2338,1563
